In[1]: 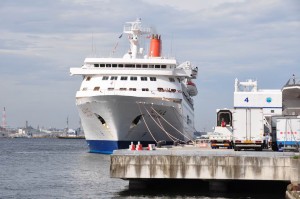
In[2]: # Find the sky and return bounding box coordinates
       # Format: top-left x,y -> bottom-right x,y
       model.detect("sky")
0,0 -> 299,131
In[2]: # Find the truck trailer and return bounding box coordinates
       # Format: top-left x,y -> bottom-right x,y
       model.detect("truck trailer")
233,108 -> 264,151
271,116 -> 300,151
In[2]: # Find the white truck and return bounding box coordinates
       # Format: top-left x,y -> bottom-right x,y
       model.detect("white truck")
232,108 -> 264,151
271,116 -> 300,152
209,109 -> 233,149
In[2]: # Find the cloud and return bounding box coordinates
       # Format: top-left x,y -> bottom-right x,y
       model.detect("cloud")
0,0 -> 299,131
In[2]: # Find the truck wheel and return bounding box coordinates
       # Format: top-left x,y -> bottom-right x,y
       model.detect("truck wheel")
234,146 -> 239,151
256,145 -> 263,151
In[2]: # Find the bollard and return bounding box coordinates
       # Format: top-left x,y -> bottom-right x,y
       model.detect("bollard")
129,142 -> 135,150
136,141 -> 143,150
147,144 -> 156,150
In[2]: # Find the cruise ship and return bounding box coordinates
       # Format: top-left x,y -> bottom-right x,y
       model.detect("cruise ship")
70,19 -> 198,154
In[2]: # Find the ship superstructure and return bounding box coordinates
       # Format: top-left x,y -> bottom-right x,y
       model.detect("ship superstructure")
282,75 -> 300,116
70,19 -> 198,154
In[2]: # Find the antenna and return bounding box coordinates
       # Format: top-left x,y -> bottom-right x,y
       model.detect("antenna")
110,41 -> 119,57
170,33 -> 173,57
2,107 -> 7,129
66,116 -> 69,130
91,32 -> 95,57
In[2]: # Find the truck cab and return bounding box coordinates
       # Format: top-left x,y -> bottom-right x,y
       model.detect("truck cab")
209,109 -> 233,149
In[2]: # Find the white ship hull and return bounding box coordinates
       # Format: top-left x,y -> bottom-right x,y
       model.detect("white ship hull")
76,95 -> 194,153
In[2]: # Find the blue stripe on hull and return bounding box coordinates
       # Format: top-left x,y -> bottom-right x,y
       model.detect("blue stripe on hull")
277,141 -> 300,146
86,140 -> 118,154
86,140 -> 160,154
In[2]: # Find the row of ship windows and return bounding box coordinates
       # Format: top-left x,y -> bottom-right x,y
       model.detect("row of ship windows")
93,63 -> 169,69
83,87 -> 148,91
82,87 -> 180,93
86,76 -> 176,82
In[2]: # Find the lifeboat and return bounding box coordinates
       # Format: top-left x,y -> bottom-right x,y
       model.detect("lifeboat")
186,81 -> 198,96
191,67 -> 198,79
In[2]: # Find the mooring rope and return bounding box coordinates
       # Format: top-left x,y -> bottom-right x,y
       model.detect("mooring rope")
137,102 -> 158,143
156,116 -> 178,142
142,104 -> 179,142
150,106 -> 194,143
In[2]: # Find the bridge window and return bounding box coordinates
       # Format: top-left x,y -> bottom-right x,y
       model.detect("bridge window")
141,77 -> 147,81
161,65 -> 166,69
142,88 -> 149,91
136,64 -> 141,68
125,64 -> 134,68
121,76 -> 128,80
129,88 -> 136,91
110,76 -> 118,80
108,88 -> 114,91
150,77 -> 156,81
112,64 -> 117,67
155,65 -> 160,68
130,76 -> 137,81
106,64 -> 111,67
120,88 -> 127,91
100,64 -> 105,67
142,65 -> 148,68
149,65 -> 154,68
119,64 -> 123,68
94,64 -> 99,67
169,78 -> 175,82
102,76 -> 109,80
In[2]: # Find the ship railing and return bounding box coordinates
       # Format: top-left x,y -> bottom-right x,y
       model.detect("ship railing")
77,88 -> 184,99
79,88 -> 183,93
71,68 -> 191,78
123,21 -> 151,33
284,77 -> 300,87
83,63 -> 173,69
123,25 -> 151,34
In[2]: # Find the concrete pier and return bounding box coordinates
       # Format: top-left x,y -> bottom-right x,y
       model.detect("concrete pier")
110,147 -> 300,194
111,147 -> 299,181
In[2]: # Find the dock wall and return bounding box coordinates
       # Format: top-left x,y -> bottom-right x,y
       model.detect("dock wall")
110,149 -> 300,182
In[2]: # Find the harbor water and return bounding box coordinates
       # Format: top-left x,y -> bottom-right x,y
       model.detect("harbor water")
0,138 -> 287,199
